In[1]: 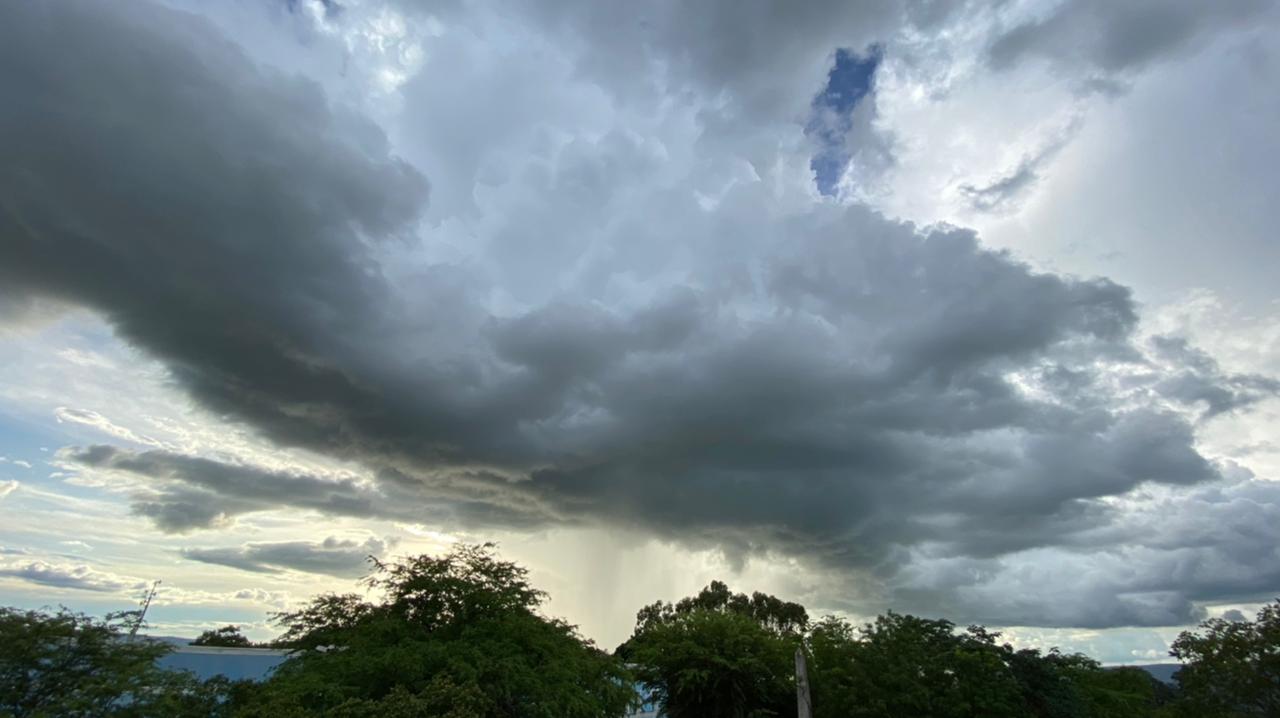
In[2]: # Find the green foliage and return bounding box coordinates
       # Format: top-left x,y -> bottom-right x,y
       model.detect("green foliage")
5,559 -> 1223,718
232,675 -> 489,718
1003,648 -> 1085,718
807,613 -> 1171,718
1009,650 -> 1171,718
251,543 -> 635,718
635,580 -> 809,637
269,592 -> 373,651
0,606 -> 234,717
807,613 -> 1025,718
627,608 -> 797,718
191,625 -> 254,648
622,580 -> 806,718
1069,665 -> 1162,718
115,672 -> 242,718
1170,600 -> 1280,717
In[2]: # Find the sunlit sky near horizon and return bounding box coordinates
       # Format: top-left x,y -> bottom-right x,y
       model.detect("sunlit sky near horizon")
2,0 -> 1280,664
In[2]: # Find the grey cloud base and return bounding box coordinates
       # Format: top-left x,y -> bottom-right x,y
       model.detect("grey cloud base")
62,446 -> 398,533
180,537 -> 389,578
4,0 -> 1279,629
0,561 -> 145,594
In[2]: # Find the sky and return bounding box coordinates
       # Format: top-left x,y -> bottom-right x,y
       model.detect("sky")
1,0 -> 1279,664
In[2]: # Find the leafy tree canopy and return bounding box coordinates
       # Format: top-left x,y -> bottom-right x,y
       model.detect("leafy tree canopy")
6,553 -> 1231,718
806,613 -> 1173,718
1170,599 -> 1280,717
622,581 -> 806,718
624,583 -> 1171,718
807,613 -> 1026,718
245,543 -> 635,718
0,606 -> 234,717
633,580 -> 809,638
191,625 -> 254,648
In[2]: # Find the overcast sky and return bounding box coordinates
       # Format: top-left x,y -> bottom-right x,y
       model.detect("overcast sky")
2,0 -> 1279,663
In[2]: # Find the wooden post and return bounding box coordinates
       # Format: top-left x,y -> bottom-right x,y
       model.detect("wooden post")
795,647 -> 813,718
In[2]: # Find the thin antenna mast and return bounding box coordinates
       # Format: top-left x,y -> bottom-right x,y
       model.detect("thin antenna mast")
129,580 -> 161,638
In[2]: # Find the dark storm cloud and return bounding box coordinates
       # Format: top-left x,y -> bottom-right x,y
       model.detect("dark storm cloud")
60,445 -> 552,533
888,474 -> 1280,628
181,536 -> 387,577
4,1 -> 1276,629
988,0 -> 1272,77
0,0 -> 430,461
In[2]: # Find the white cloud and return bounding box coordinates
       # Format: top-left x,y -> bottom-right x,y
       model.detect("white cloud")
154,585 -> 293,610
54,407 -> 159,447
0,560 -> 146,593
56,347 -> 116,369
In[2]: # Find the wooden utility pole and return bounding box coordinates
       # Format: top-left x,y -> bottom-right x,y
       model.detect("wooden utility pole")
795,647 -> 813,718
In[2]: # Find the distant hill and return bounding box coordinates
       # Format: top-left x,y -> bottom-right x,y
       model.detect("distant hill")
145,635 -> 196,648
1128,663 -> 1180,684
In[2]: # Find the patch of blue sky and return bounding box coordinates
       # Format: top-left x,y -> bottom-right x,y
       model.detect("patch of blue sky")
808,46 -> 882,197
0,404 -> 140,528
0,411 -> 62,475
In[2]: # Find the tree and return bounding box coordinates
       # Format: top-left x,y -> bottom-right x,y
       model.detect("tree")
621,580 -> 807,718
0,606 -> 234,717
806,613 -> 1165,718
1003,648 -> 1088,718
1020,651 -> 1169,718
1170,600 -> 1280,717
245,543 -> 635,718
806,613 -> 1024,718
1067,663 -> 1166,718
802,616 -> 862,718
191,625 -> 253,648
233,675 -> 489,718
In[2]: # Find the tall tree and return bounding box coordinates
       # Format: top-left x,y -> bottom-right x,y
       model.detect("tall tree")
622,580 -> 807,718
807,613 -> 1024,718
1170,600 -> 1280,717
242,543 -> 635,718
807,613 -> 1165,718
191,625 -> 254,648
